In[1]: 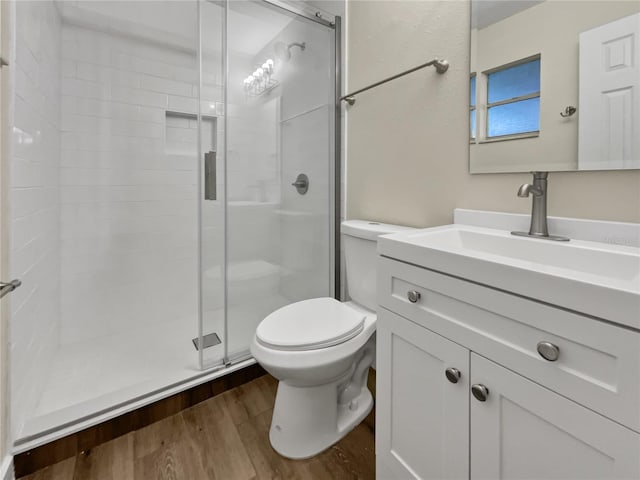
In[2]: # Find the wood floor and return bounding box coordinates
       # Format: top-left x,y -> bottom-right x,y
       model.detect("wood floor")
20,375 -> 376,480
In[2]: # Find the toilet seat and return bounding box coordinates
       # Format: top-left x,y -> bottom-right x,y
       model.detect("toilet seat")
256,298 -> 365,352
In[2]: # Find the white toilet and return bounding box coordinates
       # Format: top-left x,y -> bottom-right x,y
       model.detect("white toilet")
250,220 -> 412,459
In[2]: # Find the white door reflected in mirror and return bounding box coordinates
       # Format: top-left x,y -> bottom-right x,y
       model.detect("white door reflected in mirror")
579,13 -> 640,170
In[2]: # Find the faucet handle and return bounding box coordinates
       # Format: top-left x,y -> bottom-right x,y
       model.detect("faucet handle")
517,183 -> 542,197
517,184 -> 531,197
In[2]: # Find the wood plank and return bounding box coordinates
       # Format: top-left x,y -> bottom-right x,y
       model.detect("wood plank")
237,405 -> 375,480
220,388 -> 251,426
180,395 -> 256,480
222,375 -> 274,426
319,423 -> 376,479
19,374 -> 375,480
364,368 -> 376,432
133,413 -> 188,461
133,437 -> 209,480
14,364 -> 265,478
19,457 -> 76,480
236,409 -> 302,480
72,433 -> 134,480
239,376 -> 274,418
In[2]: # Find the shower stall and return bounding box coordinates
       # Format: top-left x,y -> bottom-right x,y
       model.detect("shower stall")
7,0 -> 340,449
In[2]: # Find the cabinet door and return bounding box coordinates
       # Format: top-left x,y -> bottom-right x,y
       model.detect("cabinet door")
377,309 -> 469,479
470,353 -> 640,480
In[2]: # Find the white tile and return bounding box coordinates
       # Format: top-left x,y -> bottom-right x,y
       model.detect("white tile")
129,56 -> 176,79
111,120 -> 163,138
61,59 -> 76,78
61,114 -> 110,134
15,66 -> 45,113
16,34 -> 40,83
77,62 -> 141,89
139,74 -> 193,97
166,125 -> 198,144
166,115 -> 190,128
111,85 -> 167,108
61,78 -> 111,101
136,106 -> 166,124
10,0 -> 62,441
167,95 -> 197,114
200,101 -> 218,116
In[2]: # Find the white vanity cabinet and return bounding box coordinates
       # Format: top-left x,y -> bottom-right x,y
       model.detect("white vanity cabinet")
376,256 -> 640,480
470,353 -> 640,479
376,310 -> 469,479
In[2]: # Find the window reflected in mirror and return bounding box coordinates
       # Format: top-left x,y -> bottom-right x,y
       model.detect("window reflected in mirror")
486,57 -> 540,138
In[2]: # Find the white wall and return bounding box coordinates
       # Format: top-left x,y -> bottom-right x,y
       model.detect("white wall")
470,1 -> 640,173
346,0 -> 640,227
9,0 -> 61,440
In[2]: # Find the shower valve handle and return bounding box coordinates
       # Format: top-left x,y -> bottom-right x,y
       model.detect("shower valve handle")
291,174 -> 309,195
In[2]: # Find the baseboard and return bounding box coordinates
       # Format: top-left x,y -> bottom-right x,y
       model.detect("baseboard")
1,456 -> 14,480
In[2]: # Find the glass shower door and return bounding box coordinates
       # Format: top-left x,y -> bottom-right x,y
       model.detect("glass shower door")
224,1 -> 336,361
199,0 -> 227,368
11,0 -> 230,442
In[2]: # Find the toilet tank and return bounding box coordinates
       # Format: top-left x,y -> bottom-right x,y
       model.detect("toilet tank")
341,220 -> 414,311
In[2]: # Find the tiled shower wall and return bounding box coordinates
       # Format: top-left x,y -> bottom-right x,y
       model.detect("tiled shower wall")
57,21 -> 279,347
58,24 -> 205,344
10,0 -> 62,439
249,18 -> 334,301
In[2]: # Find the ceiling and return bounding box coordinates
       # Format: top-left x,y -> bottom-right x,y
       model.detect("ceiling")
58,0 -> 298,56
472,0 -> 545,29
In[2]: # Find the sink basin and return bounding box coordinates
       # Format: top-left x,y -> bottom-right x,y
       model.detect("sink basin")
378,224 -> 640,328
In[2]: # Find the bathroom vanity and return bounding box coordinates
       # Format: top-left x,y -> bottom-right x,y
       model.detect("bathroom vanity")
374,211 -> 640,479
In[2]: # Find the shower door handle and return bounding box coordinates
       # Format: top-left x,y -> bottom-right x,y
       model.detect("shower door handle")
0,279 -> 21,299
204,151 -> 217,201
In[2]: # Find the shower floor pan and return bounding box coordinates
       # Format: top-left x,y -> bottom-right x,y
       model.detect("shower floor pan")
15,296 -> 288,452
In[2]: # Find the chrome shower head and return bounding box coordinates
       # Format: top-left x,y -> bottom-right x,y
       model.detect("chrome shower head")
274,41 -> 306,61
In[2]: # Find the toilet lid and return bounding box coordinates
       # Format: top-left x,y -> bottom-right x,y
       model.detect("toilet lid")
256,298 -> 366,351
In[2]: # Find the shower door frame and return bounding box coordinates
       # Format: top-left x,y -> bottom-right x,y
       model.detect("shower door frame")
206,0 -> 343,370
0,0 -> 9,461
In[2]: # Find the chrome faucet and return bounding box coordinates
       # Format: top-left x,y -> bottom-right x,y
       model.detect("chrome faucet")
511,172 -> 569,241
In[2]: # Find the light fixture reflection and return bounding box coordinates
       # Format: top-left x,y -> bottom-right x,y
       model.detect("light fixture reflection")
243,58 -> 279,98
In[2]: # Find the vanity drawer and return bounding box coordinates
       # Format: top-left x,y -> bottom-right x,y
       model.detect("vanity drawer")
378,256 -> 640,432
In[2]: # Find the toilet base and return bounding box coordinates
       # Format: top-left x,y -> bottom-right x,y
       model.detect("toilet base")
268,377 -> 373,459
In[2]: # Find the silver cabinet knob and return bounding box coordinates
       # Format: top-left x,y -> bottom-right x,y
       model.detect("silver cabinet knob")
407,290 -> 421,303
471,384 -> 489,402
445,368 -> 461,384
537,341 -> 560,362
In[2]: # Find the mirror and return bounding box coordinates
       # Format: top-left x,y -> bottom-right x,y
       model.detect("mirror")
470,1 -> 640,173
